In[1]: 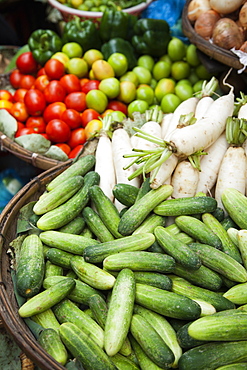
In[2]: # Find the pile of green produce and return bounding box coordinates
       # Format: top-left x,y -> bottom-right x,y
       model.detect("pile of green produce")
56,0 -> 147,12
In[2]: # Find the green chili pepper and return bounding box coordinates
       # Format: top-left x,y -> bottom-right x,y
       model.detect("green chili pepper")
101,37 -> 137,70
28,29 -> 63,66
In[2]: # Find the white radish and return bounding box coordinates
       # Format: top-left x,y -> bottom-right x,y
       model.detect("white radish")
134,121 -> 162,150
237,102 -> 247,119
196,133 -> 229,194
171,160 -> 199,198
160,113 -> 173,139
194,96 -> 214,120
150,154 -> 178,189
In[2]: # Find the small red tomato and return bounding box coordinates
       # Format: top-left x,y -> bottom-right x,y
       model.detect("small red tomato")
13,88 -> 28,103
17,121 -> 25,131
68,144 -> 84,158
55,143 -> 71,156
67,127 -> 87,149
80,78 -> 90,89
61,109 -> 82,129
81,108 -> 100,128
26,116 -> 46,133
19,74 -> 36,90
60,74 -> 81,94
37,67 -> 47,77
9,69 -> 24,89
44,80 -> 66,103
24,89 -> 46,116
10,101 -> 29,122
0,89 -> 13,102
40,133 -> 49,140
107,100 -> 128,115
64,91 -> 86,112
16,51 -> 39,74
43,102 -> 67,123
44,59 -> 65,80
34,74 -> 50,92
81,79 -> 100,94
15,127 -> 35,137
46,119 -> 71,143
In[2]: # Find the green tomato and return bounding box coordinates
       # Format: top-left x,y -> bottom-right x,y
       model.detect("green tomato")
186,44 -> 201,67
86,90 -> 108,113
167,37 -> 186,62
171,61 -> 191,81
154,78 -> 176,102
117,81 -> 136,104
65,57 -> 88,78
62,42 -> 83,58
175,83 -> 194,101
136,84 -> 154,106
120,71 -> 139,87
196,64 -> 213,80
137,55 -> 155,72
128,99 -> 149,119
99,77 -> 120,99
132,66 -> 152,85
193,80 -> 205,93
152,60 -> 171,81
160,93 -> 181,113
107,53 -> 128,77
110,110 -> 126,122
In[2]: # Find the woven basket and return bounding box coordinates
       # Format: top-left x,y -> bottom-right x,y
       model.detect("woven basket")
182,0 -> 246,72
0,141 -> 97,370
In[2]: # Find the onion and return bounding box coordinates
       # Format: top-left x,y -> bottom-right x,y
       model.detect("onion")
187,0 -> 212,23
212,18 -> 245,50
210,0 -> 244,15
240,40 -> 247,52
239,2 -> 247,27
194,9 -> 221,40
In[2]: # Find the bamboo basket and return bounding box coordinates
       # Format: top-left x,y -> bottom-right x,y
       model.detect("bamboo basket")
182,0 -> 246,72
0,140 -> 97,370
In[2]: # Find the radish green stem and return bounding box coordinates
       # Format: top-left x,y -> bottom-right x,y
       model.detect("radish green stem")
226,117 -> 247,145
195,76 -> 219,99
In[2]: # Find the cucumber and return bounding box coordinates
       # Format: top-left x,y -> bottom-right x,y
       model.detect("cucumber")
38,328 -> 68,366
118,184 -> 173,236
188,242 -> 247,283
223,282 -> 247,305
53,298 -> 104,348
18,277 -> 76,318
16,234 -> 45,298
112,183 -> 139,207
154,226 -> 201,270
70,255 -> 115,290
215,364 -> 247,369
130,335 -> 165,370
221,215 -> 239,231
130,313 -> 175,369
103,251 -> 175,273
176,322 -> 207,349
237,229 -> 247,269
40,230 -> 98,255
32,308 -> 60,332
153,196 -> 217,216
59,322 -> 116,370
44,260 -> 63,279
133,213 -> 166,235
33,175 -> 84,215
46,248 -> 74,269
37,171 -> 100,231
57,216 -> 85,235
132,271 -> 172,290
178,341 -> 247,370
83,233 -> 155,264
47,154 -> 96,191
111,353 -> 140,370
135,283 -> 201,320
82,206 -> 115,242
135,176 -> 152,202
104,268 -> 135,356
175,215 -> 222,249
221,188 -> 247,229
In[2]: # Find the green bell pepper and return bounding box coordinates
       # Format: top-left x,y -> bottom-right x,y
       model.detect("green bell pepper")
131,18 -> 171,58
62,17 -> 102,52
28,29 -> 63,66
101,37 -> 137,70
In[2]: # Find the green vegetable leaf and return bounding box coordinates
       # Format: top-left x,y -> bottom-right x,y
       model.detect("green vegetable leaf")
0,109 -> 18,139
15,133 -> 51,154
44,145 -> 69,161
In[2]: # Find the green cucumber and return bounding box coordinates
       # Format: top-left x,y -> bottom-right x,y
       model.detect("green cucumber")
103,251 -> 175,273
38,328 -> 68,366
175,215 -> 222,249
221,215 -> 239,231
132,271 -> 172,290
135,176 -> 151,202
44,260 -> 63,279
118,184 -> 173,235
46,248 -> 74,269
37,171 -> 100,231
112,183 -> 139,207
133,213 -> 166,234
16,234 -> 45,298
110,353 -> 140,370
223,282 -> 247,305
32,308 -> 60,332
47,154 -> 96,191
215,364 -> 247,369
57,216 -> 85,235
153,196 -> 217,216
130,335 -> 165,370
221,188 -> 247,229
135,283 -> 201,320
33,175 -> 84,215
176,322 -> 206,349
82,206 -> 115,242
83,233 -> 155,264
18,277 -> 76,317
53,298 -> 104,348
154,226 -> 201,270
104,268 -> 135,356
59,322 -> 116,370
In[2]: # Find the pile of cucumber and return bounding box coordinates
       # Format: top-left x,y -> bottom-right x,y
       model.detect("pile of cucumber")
13,154 -> 247,370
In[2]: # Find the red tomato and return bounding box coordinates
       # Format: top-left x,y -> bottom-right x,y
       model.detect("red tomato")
0,100 -> 13,113
55,143 -> 71,156
81,108 -> 100,128
68,144 -> 84,158
46,119 -> 71,143
40,133 -> 49,140
64,91 -> 86,112
67,128 -> 87,149
61,109 -> 82,129
13,88 -> 28,103
81,79 -> 100,94
84,119 -> 102,140
10,102 -> 29,122
37,67 -> 47,77
15,127 -> 35,137
107,100 -> 128,115
17,121 -> 25,131
44,80 -> 66,103
16,52 -> 39,74
34,75 -> 50,92
80,78 -> 89,90
0,89 -> 13,102
43,102 -> 67,123
9,69 -> 24,89
19,74 -> 36,90
26,116 -> 46,133
24,89 -> 46,116
60,74 -> 81,94
44,59 -> 65,80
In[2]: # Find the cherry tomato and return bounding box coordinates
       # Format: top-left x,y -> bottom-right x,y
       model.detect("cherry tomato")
60,74 -> 81,94
80,78 -> 90,90
44,59 -> 65,80
81,108 -> 100,128
37,67 -> 47,77
68,144 -> 84,158
15,127 -> 35,137
9,69 -> 24,89
19,74 -> 36,90
64,91 -> 86,112
10,102 -> 29,122
34,75 -> 50,92
84,119 -> 103,140
26,116 -> 46,133
46,119 -> 71,143
40,133 -> 49,140
61,109 -> 82,129
16,52 -> 39,74
17,121 -> 25,131
44,80 -> 66,103
55,143 -> 71,156
67,128 -> 87,149
81,79 -> 100,94
13,88 -> 28,103
0,90 -> 13,102
107,100 -> 128,115
24,89 -> 46,116
43,102 -> 67,123
0,100 -> 13,113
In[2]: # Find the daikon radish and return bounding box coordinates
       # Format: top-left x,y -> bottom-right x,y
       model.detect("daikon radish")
194,96 -> 214,120
150,154 -> 178,189
196,133 -> 229,194
171,160 -> 200,198
160,113 -> 173,139
135,121 -> 162,151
